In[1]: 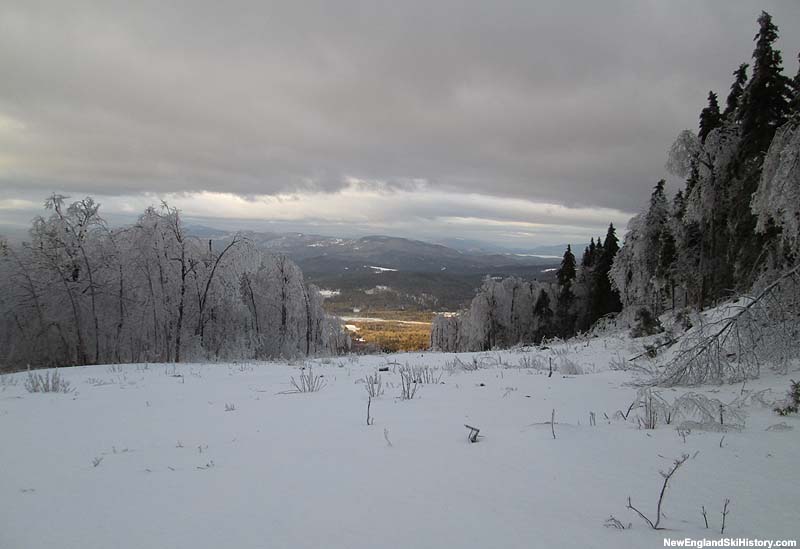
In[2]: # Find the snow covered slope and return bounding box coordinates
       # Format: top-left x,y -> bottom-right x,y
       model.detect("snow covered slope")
0,336 -> 797,548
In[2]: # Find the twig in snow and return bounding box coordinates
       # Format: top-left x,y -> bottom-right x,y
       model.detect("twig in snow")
721,499 -> 730,535
383,428 -> 393,447
465,424 -> 480,443
604,516 -> 630,530
626,453 -> 690,529
551,409 -> 556,439
701,505 -> 709,529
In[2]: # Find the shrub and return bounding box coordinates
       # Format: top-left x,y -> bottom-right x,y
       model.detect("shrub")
775,379 -> 799,416
557,357 -> 584,375
25,369 -> 72,393
398,368 -> 418,400
399,364 -> 442,385
289,365 -> 325,393
362,373 -> 384,398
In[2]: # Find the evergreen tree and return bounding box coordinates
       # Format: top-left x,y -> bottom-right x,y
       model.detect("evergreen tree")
656,226 -> 677,309
672,189 -> 686,219
555,245 -> 577,335
581,238 -> 596,268
737,11 -> 793,154
592,223 -> 622,318
532,289 -> 554,341
699,91 -> 722,142
723,63 -> 748,119
726,12 -> 793,290
601,224 -> 620,269
643,180 -> 669,283
556,245 -> 577,288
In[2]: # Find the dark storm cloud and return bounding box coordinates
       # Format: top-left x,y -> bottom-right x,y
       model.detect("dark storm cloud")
1,1 -> 799,213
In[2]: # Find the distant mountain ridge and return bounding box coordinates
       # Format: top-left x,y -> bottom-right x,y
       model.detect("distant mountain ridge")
189,226 -> 562,274
186,226 -> 565,310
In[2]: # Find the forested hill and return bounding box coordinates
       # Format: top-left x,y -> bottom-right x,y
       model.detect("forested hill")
208,230 -> 565,312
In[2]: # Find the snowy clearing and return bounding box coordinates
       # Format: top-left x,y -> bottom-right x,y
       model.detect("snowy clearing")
340,315 -> 431,326
1,335 -> 798,549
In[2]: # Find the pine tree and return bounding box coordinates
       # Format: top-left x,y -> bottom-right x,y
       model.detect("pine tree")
699,91 -> 722,142
723,64 -> 748,119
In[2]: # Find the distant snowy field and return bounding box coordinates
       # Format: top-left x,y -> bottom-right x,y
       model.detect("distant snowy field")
1,335 -> 798,549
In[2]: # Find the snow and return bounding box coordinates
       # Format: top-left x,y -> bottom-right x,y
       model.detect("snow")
515,253 -> 562,259
366,265 -> 398,273
340,316 -> 430,326
1,334 -> 798,549
364,285 -> 391,295
318,289 -> 341,298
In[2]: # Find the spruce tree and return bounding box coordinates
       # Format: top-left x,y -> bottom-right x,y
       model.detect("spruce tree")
643,180 -> 669,284
737,11 -> 793,153
556,245 -> 577,288
723,64 -> 749,119
581,238 -> 596,268
726,12 -> 792,290
592,224 -> 622,319
699,91 -> 722,142
555,245 -> 577,335
672,189 -> 686,219
657,227 -> 677,309
533,289 -> 554,341
602,223 -> 619,261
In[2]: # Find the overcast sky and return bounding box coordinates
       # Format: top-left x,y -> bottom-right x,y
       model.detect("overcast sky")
1,1 -> 799,248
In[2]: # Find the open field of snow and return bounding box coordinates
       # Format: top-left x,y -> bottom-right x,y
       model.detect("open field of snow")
1,336 -> 798,549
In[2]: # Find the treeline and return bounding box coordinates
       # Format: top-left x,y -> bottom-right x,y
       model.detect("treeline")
431,224 -> 622,351
0,197 -> 350,370
612,11 -> 800,317
433,11 -> 800,351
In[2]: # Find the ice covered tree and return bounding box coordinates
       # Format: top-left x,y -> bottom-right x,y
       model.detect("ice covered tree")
611,214 -> 648,312
0,197 -> 349,369
429,277 -> 556,352
751,115 -> 800,258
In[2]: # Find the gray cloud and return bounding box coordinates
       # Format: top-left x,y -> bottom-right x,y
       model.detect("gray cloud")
1,1 -> 799,225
